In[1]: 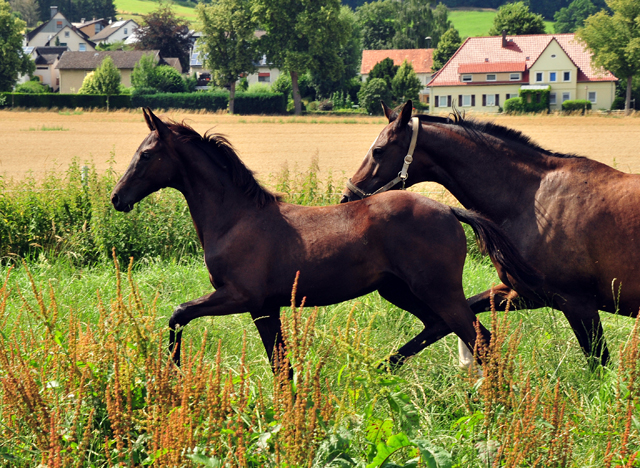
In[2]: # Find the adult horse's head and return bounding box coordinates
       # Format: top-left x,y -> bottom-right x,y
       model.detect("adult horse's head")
111,108 -> 181,212
341,100 -> 431,203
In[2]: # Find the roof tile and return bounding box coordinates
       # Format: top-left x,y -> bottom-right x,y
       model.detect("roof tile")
361,49 -> 434,75
56,50 -> 160,70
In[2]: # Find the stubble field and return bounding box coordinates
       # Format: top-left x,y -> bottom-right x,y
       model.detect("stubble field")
2,109 -> 640,184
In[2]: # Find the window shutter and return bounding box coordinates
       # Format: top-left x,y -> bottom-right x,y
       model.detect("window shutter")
447,95 -> 451,107
458,95 -> 462,107
434,96 -> 439,108
471,95 -> 476,106
495,94 -> 500,106
482,94 -> 486,106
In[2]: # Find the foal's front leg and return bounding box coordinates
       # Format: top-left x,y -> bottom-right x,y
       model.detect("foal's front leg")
169,286 -> 250,366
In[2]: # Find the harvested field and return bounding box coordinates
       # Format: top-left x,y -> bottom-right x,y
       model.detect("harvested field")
2,109 -> 640,185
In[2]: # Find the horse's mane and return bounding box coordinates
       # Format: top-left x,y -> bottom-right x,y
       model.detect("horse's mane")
166,121 -> 281,207
390,107 -> 582,159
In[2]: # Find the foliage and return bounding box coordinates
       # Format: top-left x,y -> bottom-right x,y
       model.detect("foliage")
34,0 -> 115,22
134,3 -> 192,72
487,1 -> 547,35
358,77 -> 392,115
431,27 -> 462,72
562,98 -> 592,112
369,57 -> 398,89
0,92 -> 131,108
197,0 -> 259,114
132,55 -> 187,93
245,82 -> 271,94
554,0 -> 599,33
253,0 -> 351,114
78,57 -> 121,103
95,40 -> 134,51
392,60 -> 422,102
519,86 -> 550,112
0,0 -> 34,92
503,96 -> 524,113
14,80 -> 51,93
131,91 -> 230,112
611,95 -> 625,110
130,53 -> 157,89
271,72 -> 292,101
78,71 -> 99,94
577,0 -> 640,114
393,1 -> 451,49
9,0 -> 39,26
355,0 -> 397,50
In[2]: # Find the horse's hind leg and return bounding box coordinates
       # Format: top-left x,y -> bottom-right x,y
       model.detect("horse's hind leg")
561,299 -> 609,369
250,308 -> 286,372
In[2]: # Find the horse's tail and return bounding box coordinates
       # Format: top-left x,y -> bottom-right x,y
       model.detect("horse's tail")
451,206 -> 543,288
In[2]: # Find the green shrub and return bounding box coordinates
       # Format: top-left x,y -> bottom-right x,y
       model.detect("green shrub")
152,65 -> 187,93
131,91 -> 229,111
131,86 -> 157,96
519,86 -> 550,113
14,81 -> 51,93
358,78 -> 392,115
562,99 -> 592,113
0,93 -> 131,109
611,96 -> 625,110
246,83 -> 272,94
234,92 -> 286,114
503,97 -> 525,114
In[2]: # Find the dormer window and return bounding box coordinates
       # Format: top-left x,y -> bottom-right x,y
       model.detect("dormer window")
510,73 -> 520,81
461,75 -> 472,82
56,21 -> 62,28
486,74 -> 496,81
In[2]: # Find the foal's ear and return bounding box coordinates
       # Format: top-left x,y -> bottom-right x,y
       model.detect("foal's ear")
395,100 -> 413,129
381,101 -> 395,122
143,107 -> 155,131
145,107 -> 172,139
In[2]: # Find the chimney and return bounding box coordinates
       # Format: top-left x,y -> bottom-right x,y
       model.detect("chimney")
81,18 -> 85,23
50,6 -> 58,18
502,29 -> 508,48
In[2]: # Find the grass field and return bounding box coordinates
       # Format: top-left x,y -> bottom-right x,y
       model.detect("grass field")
449,9 -> 555,38
114,0 -> 199,24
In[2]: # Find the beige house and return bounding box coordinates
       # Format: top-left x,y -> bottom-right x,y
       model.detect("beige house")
72,18 -> 109,38
56,50 -> 163,94
361,49 -> 435,104
428,33 -> 617,113
91,20 -> 139,45
25,7 -> 95,52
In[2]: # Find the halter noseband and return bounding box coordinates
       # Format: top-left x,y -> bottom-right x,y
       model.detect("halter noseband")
346,116 -> 420,200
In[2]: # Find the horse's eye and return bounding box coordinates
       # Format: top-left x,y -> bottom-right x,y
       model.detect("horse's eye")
141,151 -> 150,160
372,148 -> 384,158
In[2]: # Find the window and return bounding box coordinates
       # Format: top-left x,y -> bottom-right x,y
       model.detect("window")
562,92 -> 571,102
258,75 -> 270,82
64,31 -> 69,38
549,72 -> 557,82
461,75 -> 472,82
440,95 -> 449,107
535,72 -> 543,82
588,91 -> 597,103
59,42 -> 67,46
56,21 -> 62,28
486,94 -> 495,106
462,95 -> 471,106
486,74 -> 496,81
563,71 -> 571,81
124,28 -> 128,34
510,73 -> 520,81
549,92 -> 557,105
79,43 -> 86,51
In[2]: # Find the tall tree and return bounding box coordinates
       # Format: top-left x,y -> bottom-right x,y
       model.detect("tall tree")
198,0 -> 259,114
431,26 -> 461,71
392,60 -> 422,102
488,1 -> 547,35
554,0 -> 599,33
355,0 -> 397,50
79,56 -> 121,110
253,0 -> 351,115
393,0 -> 449,49
0,0 -> 34,92
10,0 -> 39,27
134,4 -> 192,72
577,0 -> 640,114
368,57 -> 398,88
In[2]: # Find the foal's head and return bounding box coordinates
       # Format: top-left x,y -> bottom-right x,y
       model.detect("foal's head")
341,100 -> 423,203
111,108 -> 183,212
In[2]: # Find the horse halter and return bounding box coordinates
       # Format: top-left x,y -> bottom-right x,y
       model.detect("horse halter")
346,116 -> 420,200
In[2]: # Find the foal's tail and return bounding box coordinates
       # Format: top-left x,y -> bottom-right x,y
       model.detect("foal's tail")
451,207 -> 543,288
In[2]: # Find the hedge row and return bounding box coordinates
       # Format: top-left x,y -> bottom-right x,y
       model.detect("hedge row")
1,91 -> 287,114
561,99 -> 592,112
0,93 -> 131,109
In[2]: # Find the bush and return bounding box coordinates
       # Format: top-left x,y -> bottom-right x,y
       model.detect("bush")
357,78 -> 392,115
152,65 -> 187,93
234,92 -> 286,114
611,96 -> 625,110
0,93 -> 131,109
14,81 -> 51,94
562,99 -> 592,113
503,97 -> 525,114
246,83 -> 272,94
519,87 -> 550,113
318,99 -> 333,111
271,73 -> 292,101
131,87 -> 157,97
131,91 -> 229,111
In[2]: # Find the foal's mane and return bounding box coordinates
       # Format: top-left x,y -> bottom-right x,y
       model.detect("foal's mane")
395,109 -> 582,160
166,121 -> 281,207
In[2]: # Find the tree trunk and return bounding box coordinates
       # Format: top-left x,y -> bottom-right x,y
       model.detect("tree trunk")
291,70 -> 302,116
229,81 -> 236,115
626,74 -> 632,116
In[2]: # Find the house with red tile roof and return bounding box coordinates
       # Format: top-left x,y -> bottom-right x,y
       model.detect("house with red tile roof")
428,32 -> 617,113
361,49 -> 435,104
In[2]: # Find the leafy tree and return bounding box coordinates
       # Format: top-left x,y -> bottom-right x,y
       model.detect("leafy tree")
488,1 -> 547,35
15,80 -> 51,93
392,60 -> 422,102
0,0 -> 34,92
355,0 -> 397,50
79,56 -> 121,110
554,0 -> 599,32
131,53 -> 157,89
310,6 -> 362,98
431,27 -> 462,71
10,0 -> 39,27
357,77 -> 392,114
78,71 -> 99,94
197,0 -> 259,114
253,0 -> 351,115
134,4 -> 192,72
369,57 -> 398,89
393,1 -> 450,49
577,0 -> 640,114
153,65 -> 186,93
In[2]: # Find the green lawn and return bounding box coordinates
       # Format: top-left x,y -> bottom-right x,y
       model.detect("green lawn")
449,8 -> 555,38
114,0 -> 199,24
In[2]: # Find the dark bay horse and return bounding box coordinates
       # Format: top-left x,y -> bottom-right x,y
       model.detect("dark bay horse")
342,99 -> 640,368
110,108 -> 540,369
